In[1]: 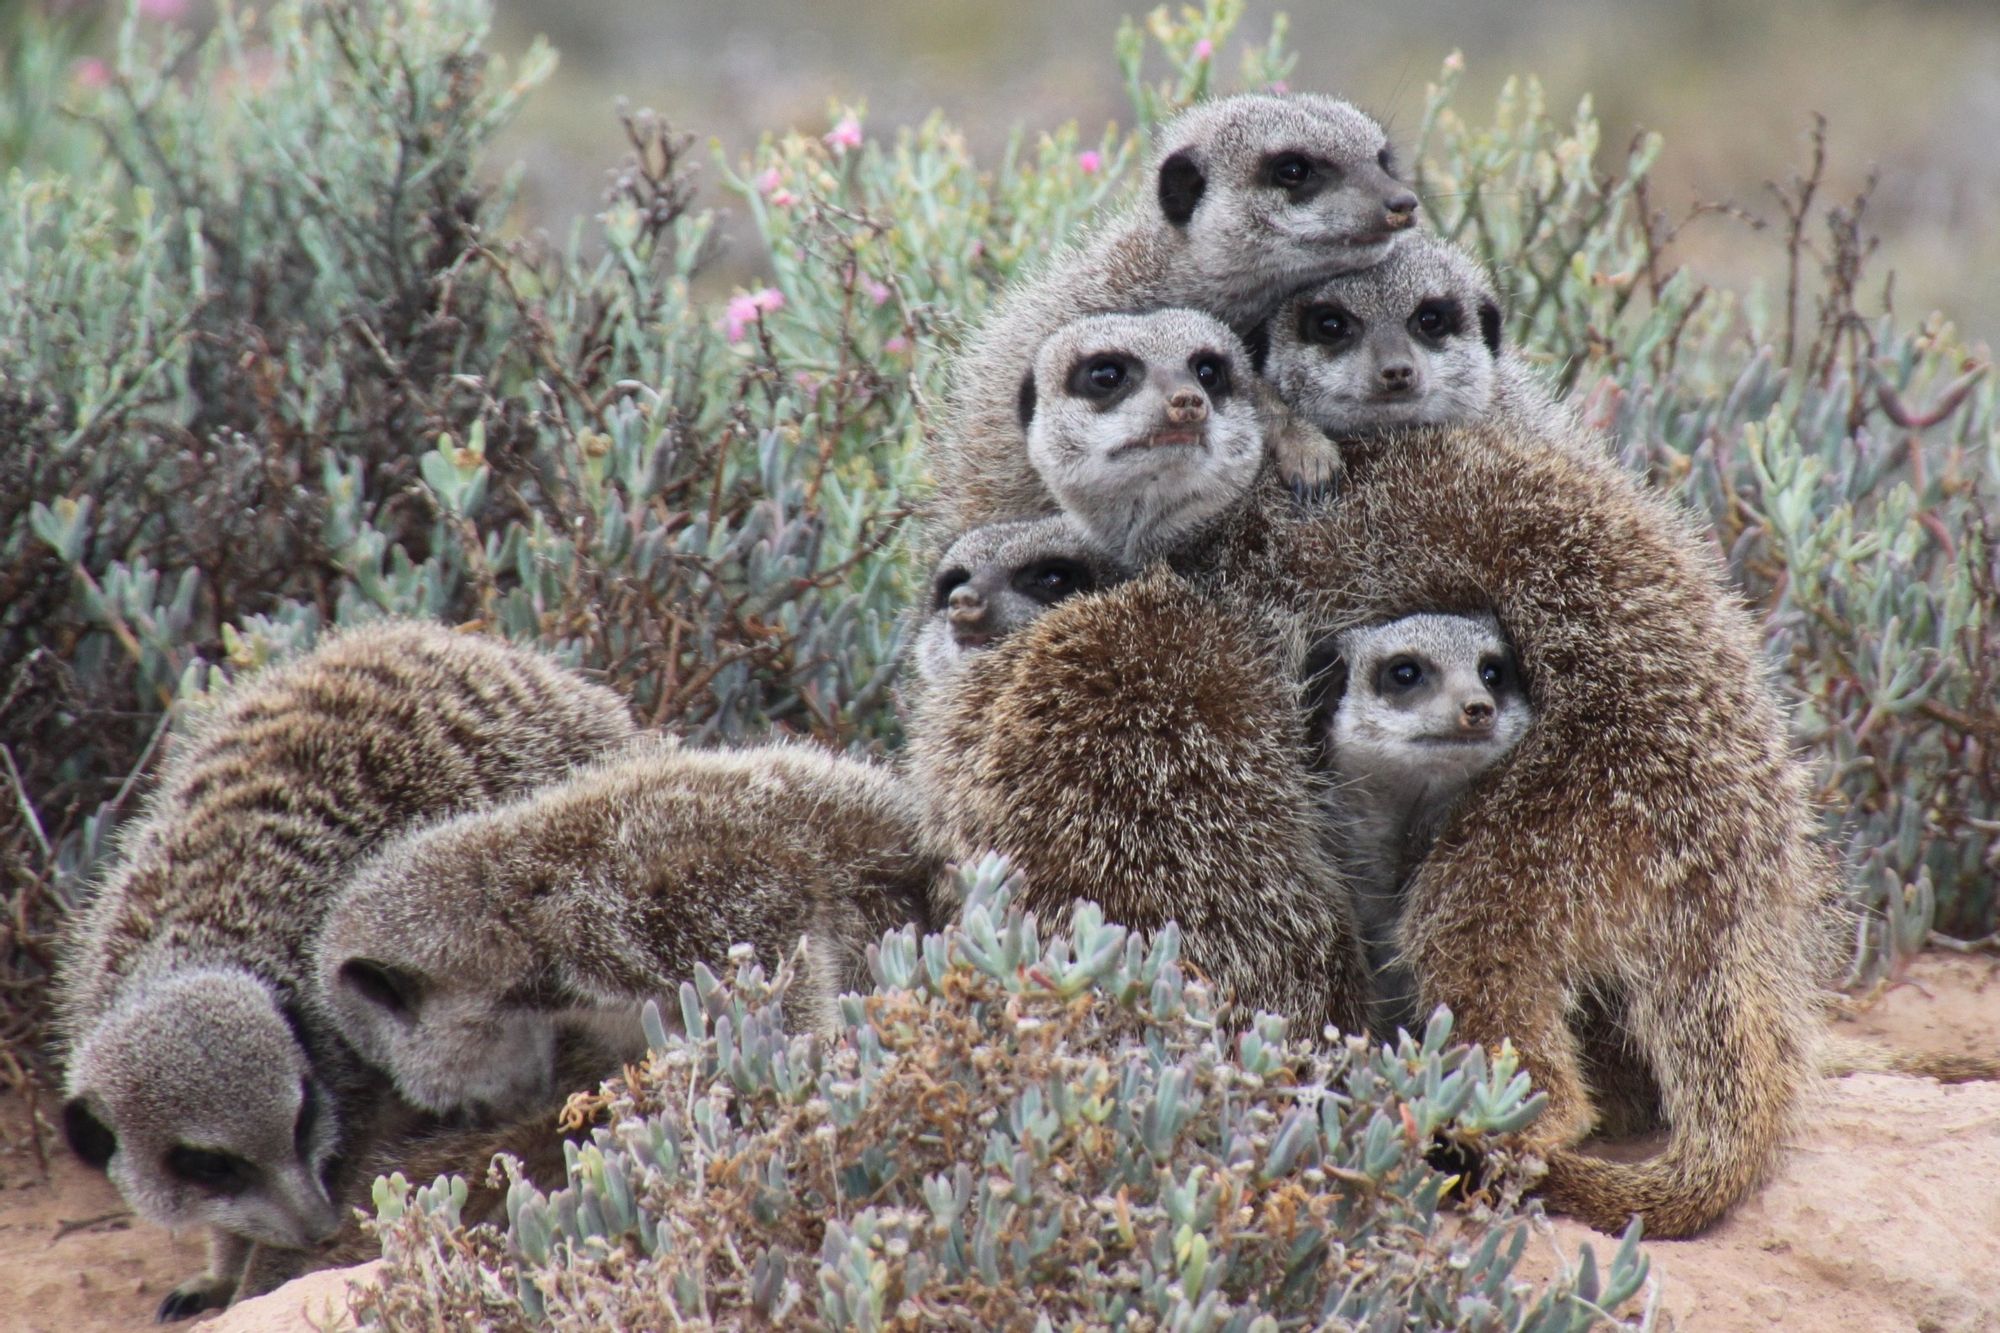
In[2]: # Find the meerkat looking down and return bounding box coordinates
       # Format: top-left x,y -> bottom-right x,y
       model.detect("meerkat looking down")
1262,232 -> 1571,442
934,93 -> 1417,535
314,739 -> 937,1123
1022,310 -> 1279,566
909,514 -> 1127,688
53,623 -> 635,1319
1322,613 -> 1531,1035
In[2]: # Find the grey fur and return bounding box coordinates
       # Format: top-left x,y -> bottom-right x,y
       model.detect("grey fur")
933,94 -> 1415,536
1323,613 -> 1530,1034
1027,310 -> 1271,565
1266,233 -> 1571,440
52,622 -> 635,1317
909,514 -> 1127,691
314,739 -> 938,1122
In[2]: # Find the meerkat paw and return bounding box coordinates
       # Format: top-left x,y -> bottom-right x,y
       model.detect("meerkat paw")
157,1274 -> 235,1322
1274,426 -> 1343,503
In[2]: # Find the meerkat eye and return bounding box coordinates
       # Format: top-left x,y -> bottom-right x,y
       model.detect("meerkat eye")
1265,152 -> 1313,190
1070,354 -> 1134,402
1411,298 -> 1463,344
1300,303 -> 1358,349
1479,657 -> 1507,689
932,567 -> 970,610
1379,657 -> 1424,693
1377,146 -> 1394,171
166,1145 -> 257,1197
1014,559 -> 1093,604
293,1080 -> 319,1153
1189,352 -> 1232,398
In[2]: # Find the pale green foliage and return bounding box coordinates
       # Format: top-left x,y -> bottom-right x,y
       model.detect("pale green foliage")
355,857 -> 1654,1331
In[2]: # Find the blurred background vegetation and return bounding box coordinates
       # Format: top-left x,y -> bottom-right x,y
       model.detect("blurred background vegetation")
2,0 -> 1996,1100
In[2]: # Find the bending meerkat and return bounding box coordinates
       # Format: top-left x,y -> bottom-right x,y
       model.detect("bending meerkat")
935,93 -> 1418,535
908,513 -> 1126,690
1024,310 -> 1276,565
903,565 -> 1372,1038
53,623 -> 636,1318
1319,613 -> 1531,1036
1261,232 -> 1573,443
315,739 -> 938,1122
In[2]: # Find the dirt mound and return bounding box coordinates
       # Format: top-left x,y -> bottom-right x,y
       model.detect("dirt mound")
7,952 -> 1995,1331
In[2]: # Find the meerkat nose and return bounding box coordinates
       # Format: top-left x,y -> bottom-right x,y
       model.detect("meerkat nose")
1461,699 -> 1495,731
1165,388 -> 1209,424
947,586 -> 986,627
1383,190 -> 1420,224
1379,362 -> 1414,391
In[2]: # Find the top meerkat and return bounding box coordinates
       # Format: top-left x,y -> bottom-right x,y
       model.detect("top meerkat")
933,93 -> 1417,535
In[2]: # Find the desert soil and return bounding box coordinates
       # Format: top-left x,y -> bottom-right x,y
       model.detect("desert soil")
4,951 -> 1995,1332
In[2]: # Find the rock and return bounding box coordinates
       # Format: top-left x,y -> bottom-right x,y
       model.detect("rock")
201,1261 -> 380,1333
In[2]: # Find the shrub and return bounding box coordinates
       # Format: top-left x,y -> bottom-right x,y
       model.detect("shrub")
355,857 -> 1654,1331
2,0 -> 1994,1097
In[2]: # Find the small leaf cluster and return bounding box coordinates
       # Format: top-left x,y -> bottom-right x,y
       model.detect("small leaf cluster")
355,856 -> 1653,1331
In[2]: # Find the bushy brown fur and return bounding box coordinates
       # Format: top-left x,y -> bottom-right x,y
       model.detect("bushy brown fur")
902,568 -> 1371,1038
1188,423 -> 1832,1238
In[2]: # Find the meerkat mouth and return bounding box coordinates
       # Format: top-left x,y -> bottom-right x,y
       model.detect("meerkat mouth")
1117,427 -> 1206,455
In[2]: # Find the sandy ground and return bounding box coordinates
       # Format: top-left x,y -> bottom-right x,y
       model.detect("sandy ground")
4,951 -> 1995,1332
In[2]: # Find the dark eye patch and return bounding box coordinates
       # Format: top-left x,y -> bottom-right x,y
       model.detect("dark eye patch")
1262,150 -> 1334,197
1066,352 -> 1141,408
292,1080 -> 319,1153
1188,351 -> 1233,399
933,566 -> 971,610
338,958 -> 424,1018
1299,302 -> 1360,350
1378,656 -> 1426,694
1410,297 -> 1465,344
1011,558 -> 1094,606
167,1145 -> 257,1197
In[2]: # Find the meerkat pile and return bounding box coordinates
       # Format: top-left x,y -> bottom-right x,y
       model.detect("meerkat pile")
904,88 -> 1865,1243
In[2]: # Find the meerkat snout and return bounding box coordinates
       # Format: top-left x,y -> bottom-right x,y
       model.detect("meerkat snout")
1381,187 -> 1420,228
1163,385 -> 1209,428
910,515 -> 1127,687
1460,697 -> 1495,732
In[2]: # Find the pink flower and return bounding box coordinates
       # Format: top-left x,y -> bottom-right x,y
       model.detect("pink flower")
824,115 -> 863,153
1192,38 -> 1213,61
769,189 -> 797,207
1268,80 -> 1290,95
884,335 -> 910,355
72,58 -> 111,89
138,0 -> 190,20
1077,150 -> 1102,176
723,287 -> 785,343
756,168 -> 783,195
863,278 -> 891,306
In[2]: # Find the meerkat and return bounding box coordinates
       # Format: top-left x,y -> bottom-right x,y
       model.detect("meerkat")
1318,613 -> 1531,1036
1260,232 -> 1573,444
933,93 -> 1418,536
1023,309 -> 1287,565
314,739 -> 938,1123
903,564 -> 1373,1038
52,622 -> 636,1318
908,513 -> 1127,691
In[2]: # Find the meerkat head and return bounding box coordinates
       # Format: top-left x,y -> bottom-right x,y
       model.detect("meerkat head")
913,515 -> 1125,684
317,831 -> 560,1121
61,968 -> 343,1251
1151,93 -> 1417,327
1329,612 -> 1529,791
1265,234 -> 1506,439
1021,309 -> 1266,565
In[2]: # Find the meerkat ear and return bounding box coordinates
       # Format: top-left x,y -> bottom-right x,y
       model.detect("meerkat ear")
1242,321 -> 1272,375
62,1096 -> 118,1169
1478,300 -> 1502,355
1157,150 -> 1206,227
1016,370 -> 1038,432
